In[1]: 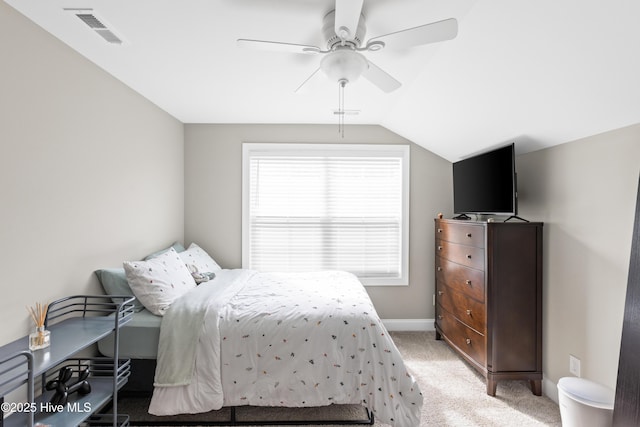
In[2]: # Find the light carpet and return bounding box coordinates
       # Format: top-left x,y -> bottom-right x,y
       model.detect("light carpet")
118,331 -> 562,426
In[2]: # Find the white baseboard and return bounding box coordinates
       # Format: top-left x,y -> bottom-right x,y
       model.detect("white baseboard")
543,378 -> 559,403
382,319 -> 434,331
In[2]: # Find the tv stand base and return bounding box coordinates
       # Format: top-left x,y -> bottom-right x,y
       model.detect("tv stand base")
504,215 -> 529,222
453,213 -> 472,220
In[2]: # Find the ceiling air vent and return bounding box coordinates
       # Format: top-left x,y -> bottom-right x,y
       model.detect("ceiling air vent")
65,8 -> 124,44
76,13 -> 106,29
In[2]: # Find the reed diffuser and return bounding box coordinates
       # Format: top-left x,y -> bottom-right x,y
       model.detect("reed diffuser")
27,302 -> 50,351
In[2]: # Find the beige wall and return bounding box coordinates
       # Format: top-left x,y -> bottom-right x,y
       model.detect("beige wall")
184,124 -> 452,320
516,124 -> 640,397
0,3 -> 184,344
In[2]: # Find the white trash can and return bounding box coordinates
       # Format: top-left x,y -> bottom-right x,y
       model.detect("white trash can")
557,377 -> 614,427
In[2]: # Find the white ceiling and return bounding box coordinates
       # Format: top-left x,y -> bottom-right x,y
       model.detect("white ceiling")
6,0 -> 640,161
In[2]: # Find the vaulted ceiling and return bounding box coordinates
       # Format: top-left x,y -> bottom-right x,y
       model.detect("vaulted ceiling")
6,0 -> 640,161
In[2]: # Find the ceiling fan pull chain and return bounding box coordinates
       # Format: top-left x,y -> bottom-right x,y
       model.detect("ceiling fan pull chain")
337,80 -> 340,135
338,79 -> 347,138
338,82 -> 344,138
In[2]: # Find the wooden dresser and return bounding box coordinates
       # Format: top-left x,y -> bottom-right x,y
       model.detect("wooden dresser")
434,218 -> 543,396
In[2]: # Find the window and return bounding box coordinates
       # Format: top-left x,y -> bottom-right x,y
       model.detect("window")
242,143 -> 409,286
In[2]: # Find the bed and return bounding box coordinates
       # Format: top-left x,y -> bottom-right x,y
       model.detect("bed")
96,245 -> 423,427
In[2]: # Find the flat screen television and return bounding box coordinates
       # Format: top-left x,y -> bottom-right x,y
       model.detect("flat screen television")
453,143 -> 517,216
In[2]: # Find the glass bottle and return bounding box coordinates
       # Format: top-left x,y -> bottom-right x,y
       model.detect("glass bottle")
29,325 -> 50,351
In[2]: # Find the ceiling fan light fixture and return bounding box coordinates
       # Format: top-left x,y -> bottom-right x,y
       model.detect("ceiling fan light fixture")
320,49 -> 368,83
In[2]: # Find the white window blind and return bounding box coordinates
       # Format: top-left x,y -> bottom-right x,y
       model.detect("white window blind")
242,144 -> 409,286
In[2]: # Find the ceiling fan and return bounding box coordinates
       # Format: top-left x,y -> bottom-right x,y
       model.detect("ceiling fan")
237,0 -> 458,94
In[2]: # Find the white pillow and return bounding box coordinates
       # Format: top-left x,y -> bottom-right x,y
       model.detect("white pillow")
123,247 -> 197,316
179,243 -> 221,275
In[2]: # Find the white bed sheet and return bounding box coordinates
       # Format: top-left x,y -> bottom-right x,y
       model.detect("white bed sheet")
148,269 -> 422,427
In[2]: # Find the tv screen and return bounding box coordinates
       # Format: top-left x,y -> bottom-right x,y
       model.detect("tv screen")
453,143 -> 517,215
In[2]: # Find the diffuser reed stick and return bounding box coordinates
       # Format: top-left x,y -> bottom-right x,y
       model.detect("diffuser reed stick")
27,302 -> 50,350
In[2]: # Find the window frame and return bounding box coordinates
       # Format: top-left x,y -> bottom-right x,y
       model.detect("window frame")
242,143 -> 410,286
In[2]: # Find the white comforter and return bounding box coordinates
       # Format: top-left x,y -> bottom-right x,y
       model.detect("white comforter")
148,269 -> 422,427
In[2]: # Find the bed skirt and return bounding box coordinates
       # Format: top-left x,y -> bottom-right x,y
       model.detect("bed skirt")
117,363 -> 374,426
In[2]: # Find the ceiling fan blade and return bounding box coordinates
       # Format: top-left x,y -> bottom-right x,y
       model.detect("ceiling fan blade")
334,0 -> 364,41
294,67 -> 322,94
237,39 -> 321,55
368,18 -> 458,50
362,60 -> 401,93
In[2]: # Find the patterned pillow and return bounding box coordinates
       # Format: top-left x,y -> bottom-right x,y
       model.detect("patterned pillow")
179,243 -> 221,279
123,247 -> 197,316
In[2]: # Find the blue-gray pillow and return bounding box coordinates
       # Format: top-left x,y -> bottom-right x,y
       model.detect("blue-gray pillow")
95,268 -> 144,312
143,242 -> 186,260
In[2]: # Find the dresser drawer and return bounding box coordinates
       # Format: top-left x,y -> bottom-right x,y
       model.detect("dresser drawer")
437,305 -> 487,368
437,283 -> 486,334
436,240 -> 485,270
435,221 -> 484,248
436,257 -> 485,302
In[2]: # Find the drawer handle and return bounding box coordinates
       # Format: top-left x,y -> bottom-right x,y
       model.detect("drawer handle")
466,309 -> 472,316
466,233 -> 472,238
438,246 -> 443,251
465,279 -> 472,285
465,338 -> 471,345
437,267 -> 442,272
466,254 -> 472,259
438,291 -> 444,296
437,228 -> 443,233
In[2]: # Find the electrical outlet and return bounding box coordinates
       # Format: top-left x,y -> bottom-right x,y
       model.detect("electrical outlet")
569,354 -> 581,377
